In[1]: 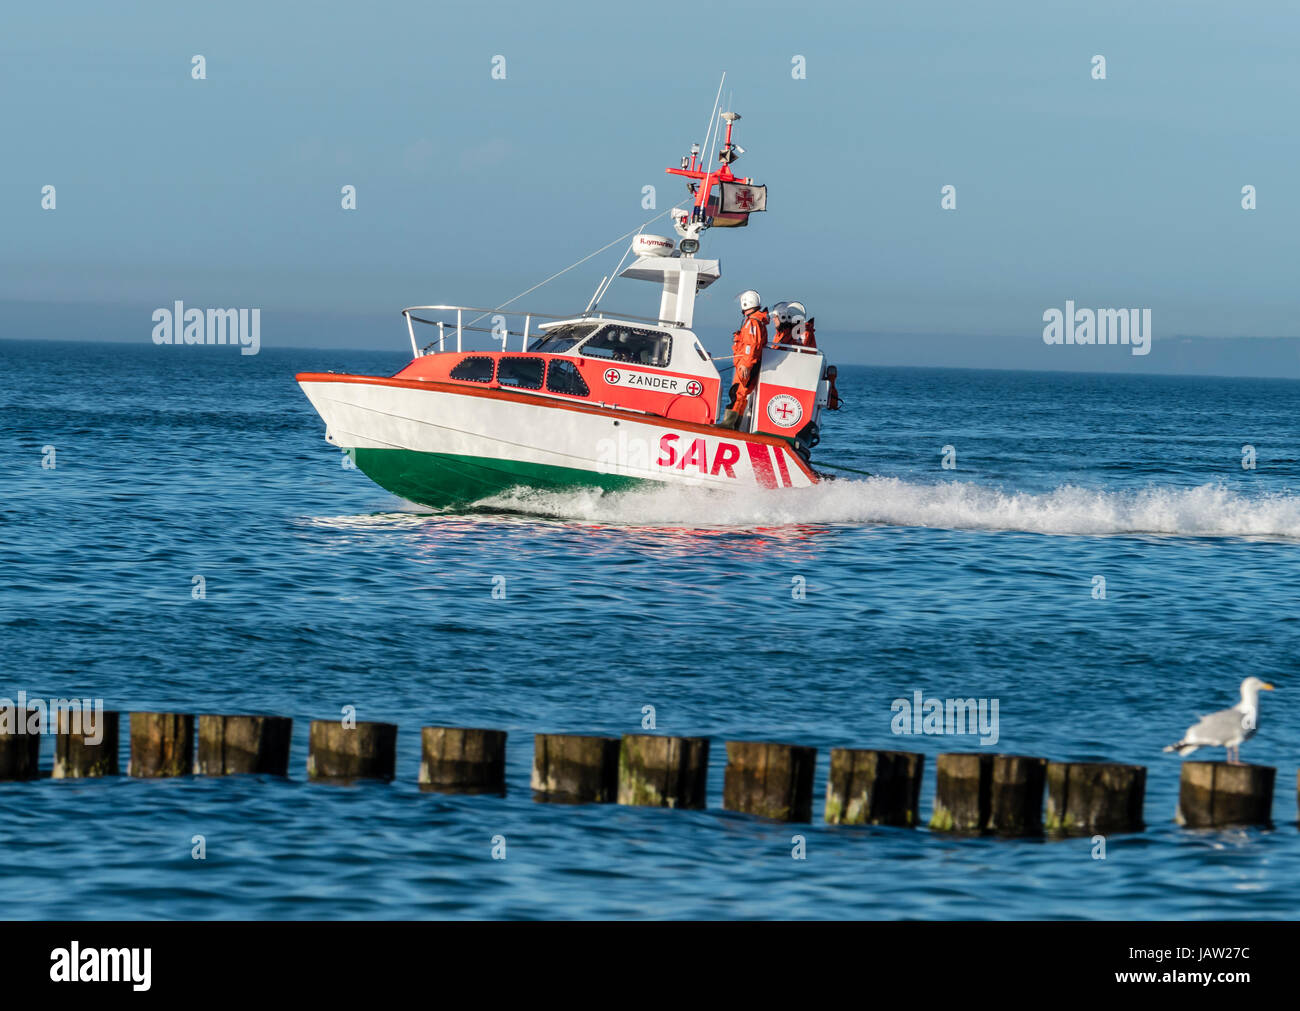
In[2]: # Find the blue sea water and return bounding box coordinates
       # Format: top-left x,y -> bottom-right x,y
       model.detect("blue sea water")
3,338 -> 1299,920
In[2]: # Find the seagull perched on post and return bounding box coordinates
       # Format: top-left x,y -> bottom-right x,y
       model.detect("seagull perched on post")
1164,677 -> 1275,764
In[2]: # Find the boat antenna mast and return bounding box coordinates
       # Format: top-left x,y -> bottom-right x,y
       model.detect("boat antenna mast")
665,99 -> 766,256
612,84 -> 767,330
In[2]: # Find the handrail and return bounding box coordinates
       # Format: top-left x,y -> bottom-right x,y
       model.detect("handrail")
400,304 -> 688,357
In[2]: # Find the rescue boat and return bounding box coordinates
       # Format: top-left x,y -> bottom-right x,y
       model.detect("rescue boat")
296,107 -> 835,509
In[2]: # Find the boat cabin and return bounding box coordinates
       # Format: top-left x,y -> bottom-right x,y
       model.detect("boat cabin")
394,316 -> 722,425
391,210 -> 831,457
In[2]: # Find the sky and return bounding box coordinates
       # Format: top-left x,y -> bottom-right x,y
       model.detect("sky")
2,0 -> 1298,373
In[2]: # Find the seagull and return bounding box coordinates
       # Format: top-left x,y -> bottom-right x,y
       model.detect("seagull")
1164,677 -> 1275,764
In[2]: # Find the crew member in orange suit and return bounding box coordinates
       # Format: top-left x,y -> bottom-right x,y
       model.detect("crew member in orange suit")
721,289 -> 768,429
785,302 -> 840,410
785,302 -> 818,349
770,302 -> 793,346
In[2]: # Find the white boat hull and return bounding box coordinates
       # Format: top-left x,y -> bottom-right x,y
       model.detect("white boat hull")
298,375 -> 816,507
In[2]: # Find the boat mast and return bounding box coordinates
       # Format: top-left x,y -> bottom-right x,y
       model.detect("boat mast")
616,98 -> 766,330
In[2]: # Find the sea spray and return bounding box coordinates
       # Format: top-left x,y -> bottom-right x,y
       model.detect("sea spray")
449,478 -> 1300,540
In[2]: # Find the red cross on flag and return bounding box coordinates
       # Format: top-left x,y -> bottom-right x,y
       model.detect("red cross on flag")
719,182 -> 767,214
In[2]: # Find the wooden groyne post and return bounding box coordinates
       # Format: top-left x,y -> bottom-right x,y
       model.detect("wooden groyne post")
989,755 -> 1047,835
722,740 -> 816,822
930,753 -> 992,831
617,734 -> 709,809
1045,761 -> 1146,834
825,748 -> 924,826
0,709 -> 41,780
532,734 -> 620,802
307,720 -> 397,782
53,709 -> 120,778
1175,762 -> 1275,828
196,715 -> 292,775
931,753 -> 1047,835
419,727 -> 507,794
128,713 -> 194,777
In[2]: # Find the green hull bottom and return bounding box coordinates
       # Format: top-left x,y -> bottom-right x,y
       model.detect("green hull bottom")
352,448 -> 647,508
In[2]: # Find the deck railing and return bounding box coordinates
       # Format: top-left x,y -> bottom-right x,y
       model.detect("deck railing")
400,305 -> 687,357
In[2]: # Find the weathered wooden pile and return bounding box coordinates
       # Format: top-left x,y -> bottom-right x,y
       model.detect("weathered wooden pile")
0,712 -> 1289,832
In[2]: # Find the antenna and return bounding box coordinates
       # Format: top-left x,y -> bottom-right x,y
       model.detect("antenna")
591,231 -> 643,313
691,75 -> 729,231
590,273 -> 614,309
697,73 -> 726,183
584,277 -> 608,314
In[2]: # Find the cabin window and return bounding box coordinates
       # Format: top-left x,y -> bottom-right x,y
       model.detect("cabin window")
449,355 -> 495,383
496,356 -> 545,390
529,323 -> 594,354
546,359 -> 589,397
579,325 -> 672,368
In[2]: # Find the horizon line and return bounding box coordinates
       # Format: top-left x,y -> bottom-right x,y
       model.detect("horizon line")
4,335 -> 1298,385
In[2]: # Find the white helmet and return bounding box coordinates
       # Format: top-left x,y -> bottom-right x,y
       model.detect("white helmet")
786,301 -> 806,319
771,301 -> 790,324
738,289 -> 761,312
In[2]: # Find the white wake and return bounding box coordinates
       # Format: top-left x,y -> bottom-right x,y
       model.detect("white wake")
469,477 -> 1300,539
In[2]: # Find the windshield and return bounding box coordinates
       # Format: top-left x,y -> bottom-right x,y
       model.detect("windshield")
528,323 -> 595,354
578,325 -> 673,368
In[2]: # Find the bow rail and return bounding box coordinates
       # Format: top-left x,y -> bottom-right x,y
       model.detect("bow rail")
401,305 -> 687,357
